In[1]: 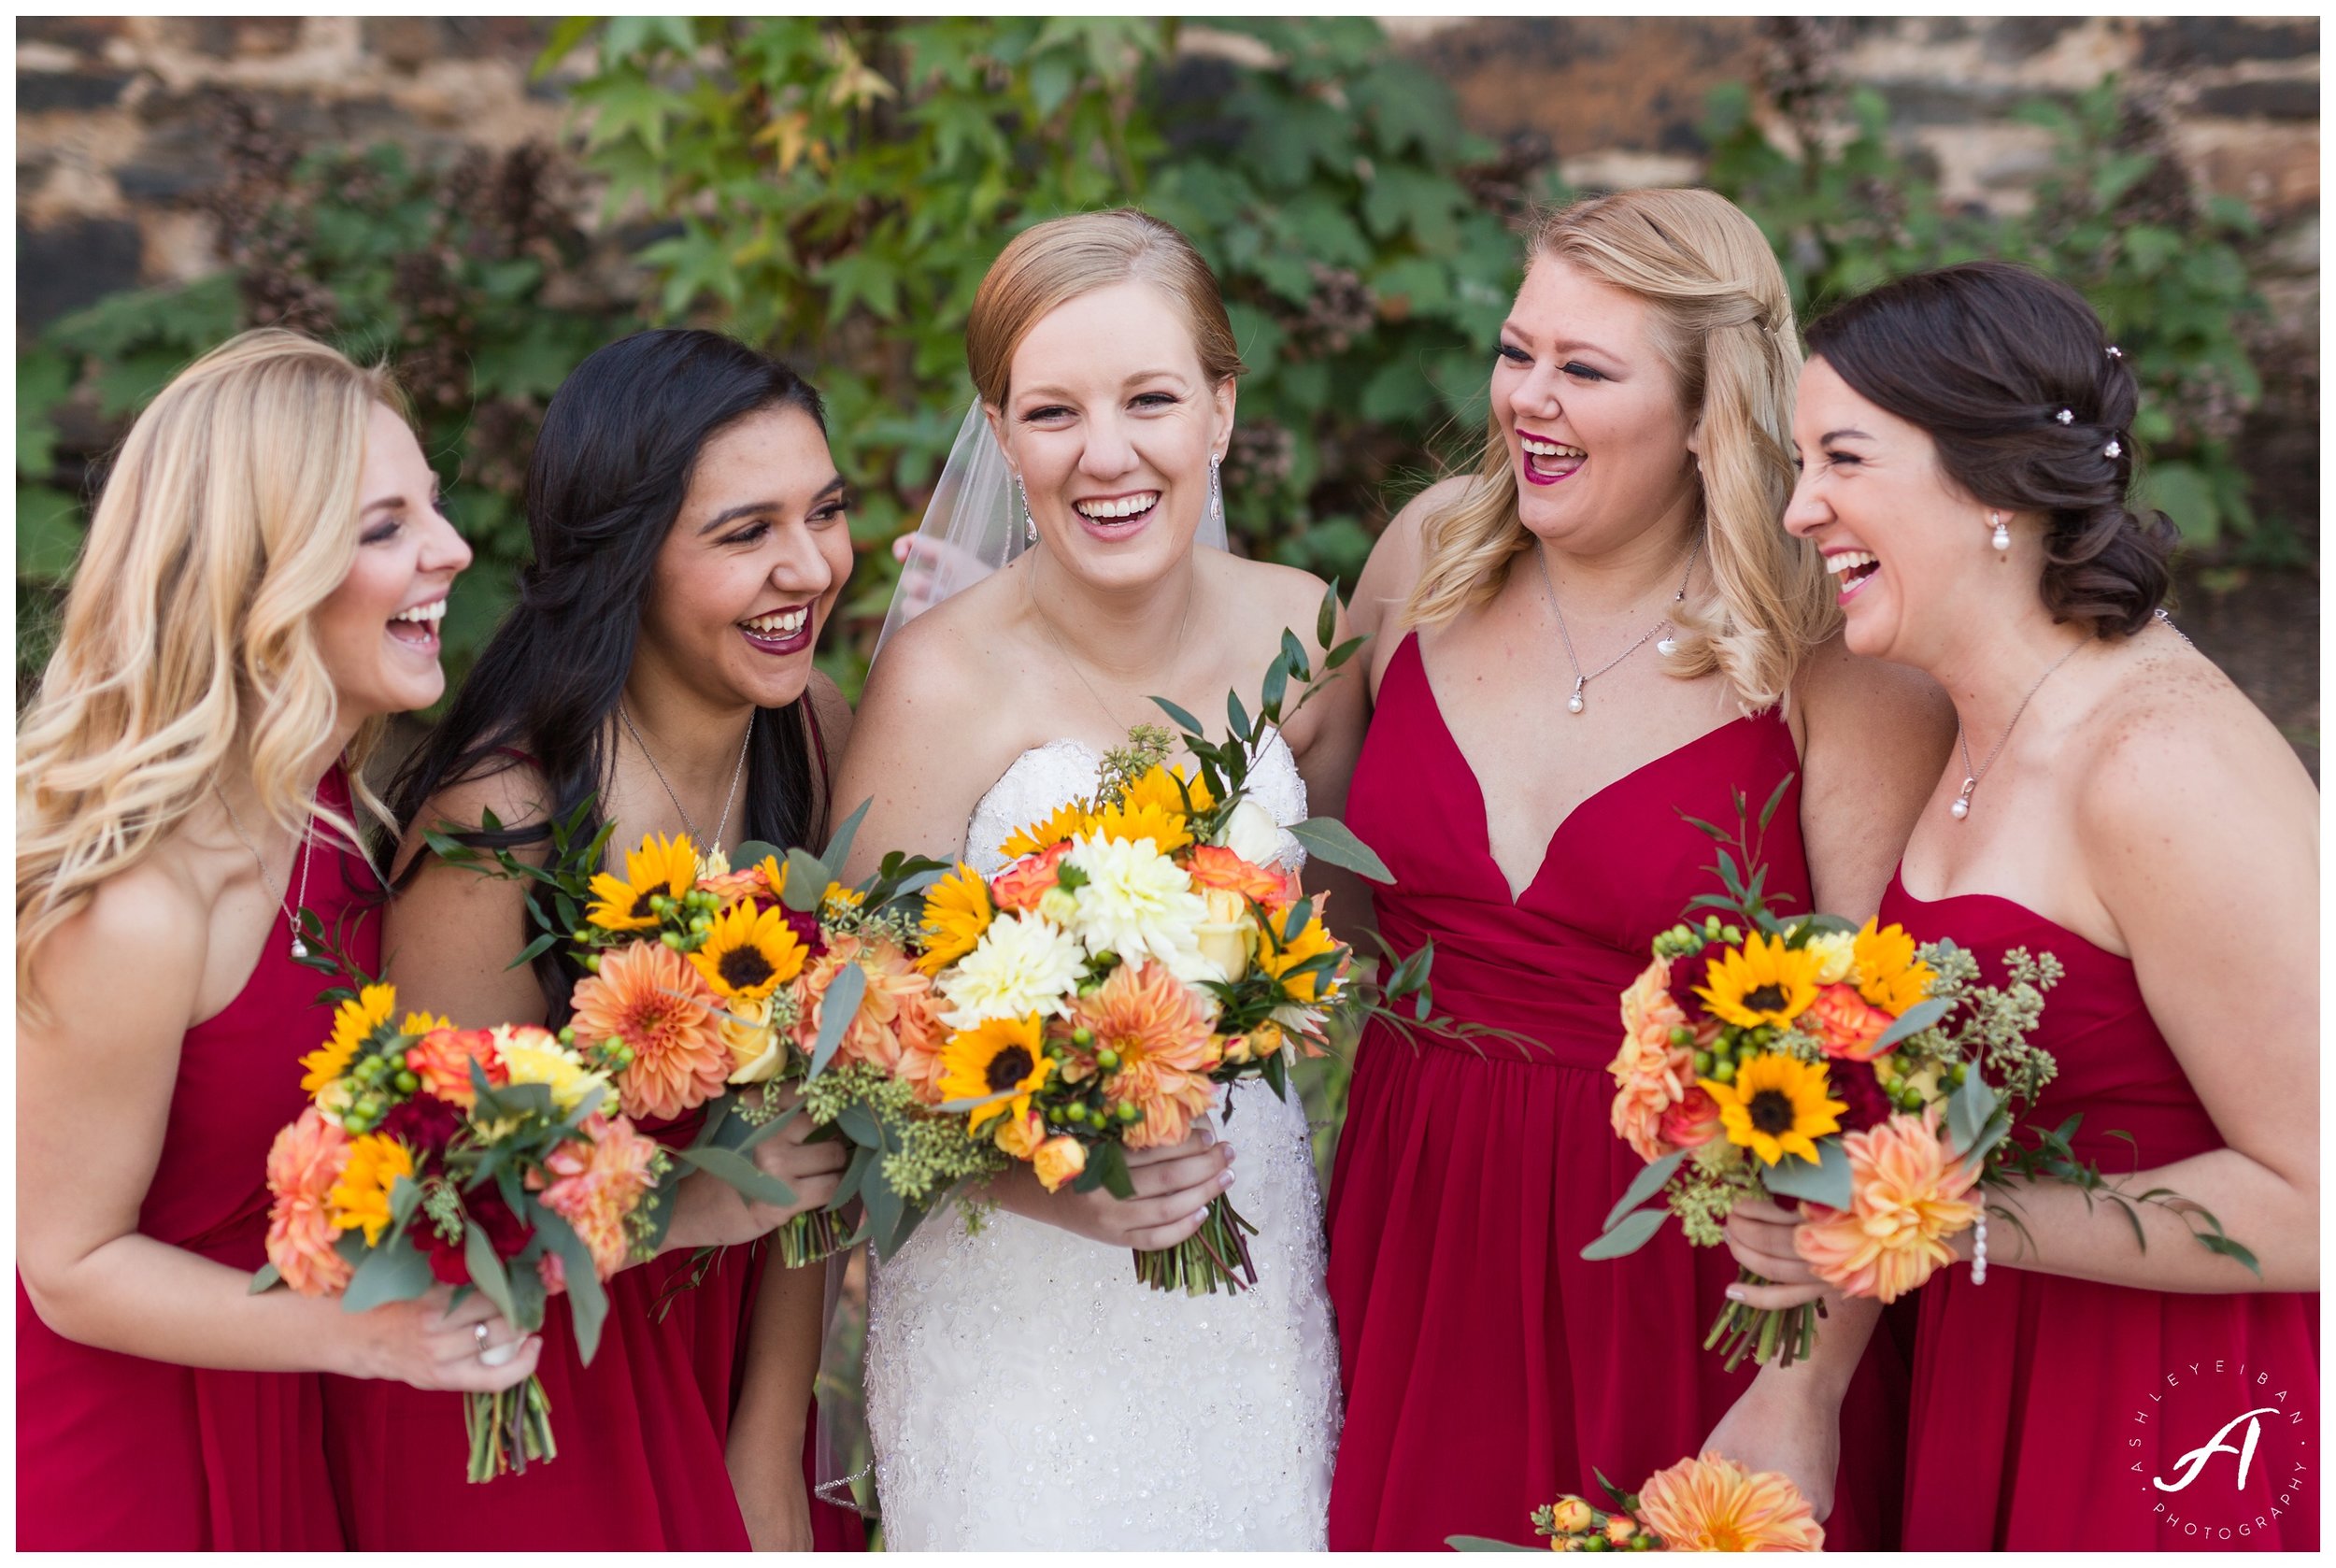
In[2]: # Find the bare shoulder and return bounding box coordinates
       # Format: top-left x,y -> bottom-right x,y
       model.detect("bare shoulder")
804,666 -> 856,758
856,570 -> 1005,727
393,755 -> 555,878
1209,548 -> 1336,645
1793,634 -> 1955,745
28,855 -> 208,1041
1356,476 -> 1472,617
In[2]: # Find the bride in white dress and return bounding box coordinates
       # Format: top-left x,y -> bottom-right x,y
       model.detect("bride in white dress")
832,209 -> 1368,1549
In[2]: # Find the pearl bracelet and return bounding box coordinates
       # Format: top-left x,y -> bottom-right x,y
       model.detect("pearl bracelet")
1972,1206 -> 1988,1286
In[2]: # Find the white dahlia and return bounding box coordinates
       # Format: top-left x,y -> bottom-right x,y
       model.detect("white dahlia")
933,910 -> 1089,1032
1061,833 -> 1216,987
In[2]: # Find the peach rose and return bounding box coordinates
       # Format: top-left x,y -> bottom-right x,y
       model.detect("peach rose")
1659,1085 -> 1724,1150
1033,1135 -> 1088,1191
1802,982 -> 1897,1062
990,842 -> 1073,914
407,1026 -> 507,1109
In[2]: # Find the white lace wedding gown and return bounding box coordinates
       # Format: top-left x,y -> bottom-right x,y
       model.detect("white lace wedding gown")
862,731 -> 1341,1549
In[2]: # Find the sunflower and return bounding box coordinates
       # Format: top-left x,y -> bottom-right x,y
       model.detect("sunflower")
687,900 -> 807,1003
936,1014 -> 1051,1137
1087,796 -> 1192,855
585,832 -> 700,933
326,1131 -> 416,1247
1702,1053 -> 1847,1165
1693,931 -> 1823,1030
1852,918 -> 1935,1016
301,983 -> 397,1098
1000,799 -> 1092,860
1122,762 -> 1215,818
917,862 -> 995,976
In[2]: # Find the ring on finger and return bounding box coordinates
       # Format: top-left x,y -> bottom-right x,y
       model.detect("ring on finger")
473,1321 -> 491,1351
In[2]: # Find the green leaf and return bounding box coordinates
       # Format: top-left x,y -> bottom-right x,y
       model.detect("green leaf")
1602,1147 -> 1688,1235
341,1229 -> 434,1312
820,796 -> 873,872
1759,1137 -> 1853,1209
1287,817 -> 1393,882
781,848 -> 830,912
1316,583 -> 1340,651
529,1206 -> 606,1354
807,961 -> 866,1076
676,1144 -> 799,1210
1873,996 -> 1951,1051
1579,1205 -> 1668,1261
1946,1069 -> 1998,1155
1150,695 -> 1206,736
2137,461 -> 2219,545
462,1219 -> 519,1323
247,1262 -> 283,1295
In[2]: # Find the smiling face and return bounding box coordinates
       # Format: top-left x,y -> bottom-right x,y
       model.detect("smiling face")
636,404 -> 854,712
1492,254 -> 1702,553
988,278 -> 1234,592
312,402 -> 473,720
1786,355 -> 2008,667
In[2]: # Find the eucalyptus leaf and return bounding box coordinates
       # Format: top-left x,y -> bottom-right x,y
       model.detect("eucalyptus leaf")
807,962 -> 867,1076
1602,1147 -> 1688,1235
1579,1205 -> 1669,1261
1873,997 -> 1951,1051
342,1231 -> 434,1312
731,839 -> 785,871
531,1207 -> 606,1357
1759,1138 -> 1853,1210
781,848 -> 830,913
677,1145 -> 799,1209
463,1221 -> 519,1323
1149,695 -> 1205,736
833,1102 -> 885,1148
248,1262 -> 283,1295
820,796 -> 873,873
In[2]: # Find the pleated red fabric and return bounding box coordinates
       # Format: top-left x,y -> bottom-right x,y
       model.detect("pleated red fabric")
1884,869 -> 2318,1551
1325,633 -> 1906,1550
15,771 -> 376,1550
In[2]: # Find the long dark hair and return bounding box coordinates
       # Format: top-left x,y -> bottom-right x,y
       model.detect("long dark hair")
390,328 -> 832,1014
1803,261 -> 2175,635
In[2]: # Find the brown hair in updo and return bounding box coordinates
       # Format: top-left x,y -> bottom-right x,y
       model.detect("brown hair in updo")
1803,260 -> 2176,636
965,208 -> 1245,406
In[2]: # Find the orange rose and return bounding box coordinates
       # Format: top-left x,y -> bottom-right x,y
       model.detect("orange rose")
990,842 -> 1073,914
1659,1085 -> 1724,1150
407,1026 -> 507,1109
1802,983 -> 1897,1062
1033,1135 -> 1088,1191
1186,843 -> 1286,905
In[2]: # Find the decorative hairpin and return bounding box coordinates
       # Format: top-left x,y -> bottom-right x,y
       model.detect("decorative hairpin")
2105,346 -> 2124,360
2056,408 -> 2074,424
2104,438 -> 2123,458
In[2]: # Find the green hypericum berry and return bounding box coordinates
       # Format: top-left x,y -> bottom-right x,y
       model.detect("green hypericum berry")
1071,1026 -> 1095,1048
1711,1060 -> 1736,1084
1693,1051 -> 1715,1077
558,1026 -> 577,1044
661,931 -> 684,950
1668,1025 -> 1693,1048
393,1070 -> 420,1094
1116,1103 -> 1140,1123
1095,1048 -> 1121,1071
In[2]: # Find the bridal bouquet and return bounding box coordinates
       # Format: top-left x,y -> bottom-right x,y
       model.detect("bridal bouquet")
1448,1451 -> 1824,1552
1585,779 -> 2252,1369
920,603 -> 1404,1295
257,981 -> 660,1481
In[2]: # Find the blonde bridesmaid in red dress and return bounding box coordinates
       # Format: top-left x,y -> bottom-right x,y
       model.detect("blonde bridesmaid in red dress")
1729,261 -> 2317,1550
1324,190 -> 1956,1550
340,329 -> 862,1549
14,330 -> 533,1549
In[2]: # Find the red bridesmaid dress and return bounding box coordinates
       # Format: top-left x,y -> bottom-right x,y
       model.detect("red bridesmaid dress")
15,771 -> 377,1550
1882,869 -> 2319,1550
1324,632 -> 1907,1550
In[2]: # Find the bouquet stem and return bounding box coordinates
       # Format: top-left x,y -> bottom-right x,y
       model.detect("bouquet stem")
1132,1192 -> 1260,1296
1702,1267 -> 1824,1373
464,1374 -> 556,1483
775,1206 -> 848,1270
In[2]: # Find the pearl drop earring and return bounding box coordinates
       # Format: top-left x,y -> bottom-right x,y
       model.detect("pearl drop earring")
1989,510 -> 2011,552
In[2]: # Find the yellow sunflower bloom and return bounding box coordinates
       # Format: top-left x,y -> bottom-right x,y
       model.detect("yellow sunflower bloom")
1087,798 -> 1191,854
687,900 -> 807,1003
1852,918 -> 1936,1016
1694,931 -> 1823,1030
936,1015 -> 1051,1137
1121,762 -> 1216,819
326,1132 -> 416,1246
1258,916 -> 1343,1005
917,863 -> 995,976
301,984 -> 397,1098
585,832 -> 701,933
1702,1053 -> 1847,1165
1000,800 -> 1092,860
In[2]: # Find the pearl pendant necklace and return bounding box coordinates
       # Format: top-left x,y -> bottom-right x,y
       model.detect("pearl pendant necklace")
1538,533 -> 1702,717
215,784 -> 318,959
1949,639 -> 2085,822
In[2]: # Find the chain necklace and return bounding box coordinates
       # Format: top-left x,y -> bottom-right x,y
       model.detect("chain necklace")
215,784 -> 317,960
1027,567 -> 1196,736
1536,532 -> 1702,715
618,703 -> 752,850
1949,639 -> 2085,820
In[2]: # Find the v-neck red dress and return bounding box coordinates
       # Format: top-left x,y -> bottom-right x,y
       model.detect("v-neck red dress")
1882,869 -> 2318,1551
1324,632 -> 1907,1549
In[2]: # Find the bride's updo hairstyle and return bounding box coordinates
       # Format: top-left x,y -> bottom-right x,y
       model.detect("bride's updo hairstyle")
966,208 -> 1246,406
1804,260 -> 2175,636
1404,188 -> 1831,712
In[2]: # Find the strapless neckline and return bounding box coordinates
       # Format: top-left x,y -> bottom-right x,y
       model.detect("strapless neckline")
1883,863 -> 2127,962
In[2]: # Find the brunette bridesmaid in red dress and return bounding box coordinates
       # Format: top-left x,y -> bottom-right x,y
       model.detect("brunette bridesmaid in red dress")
1727,262 -> 2316,1550
14,331 -> 529,1549
1325,190 -> 1956,1550
335,330 -> 862,1549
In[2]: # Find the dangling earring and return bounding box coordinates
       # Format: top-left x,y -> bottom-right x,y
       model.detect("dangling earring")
1016,473 -> 1035,548
1208,452 -> 1224,529
1989,510 -> 2011,553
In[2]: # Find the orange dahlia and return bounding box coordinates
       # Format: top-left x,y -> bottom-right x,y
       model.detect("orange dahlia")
1634,1450 -> 1824,1552
794,932 -> 947,1098
408,1026 -> 507,1108
264,1106 -> 353,1295
1793,1105 -> 1982,1303
569,942 -> 729,1122
1067,960 -> 1220,1149
533,1112 -> 661,1279
1608,956 -> 1694,1162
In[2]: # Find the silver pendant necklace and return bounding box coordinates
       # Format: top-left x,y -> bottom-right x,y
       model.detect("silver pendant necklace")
619,703 -> 753,850
1537,532 -> 1702,715
1949,639 -> 2085,820
215,784 -> 317,959
1028,567 -> 1196,736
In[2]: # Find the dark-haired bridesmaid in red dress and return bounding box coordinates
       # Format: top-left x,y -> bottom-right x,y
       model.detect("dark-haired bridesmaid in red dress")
1325,190 -> 1955,1551
1726,261 -> 2316,1550
15,332 -> 529,1549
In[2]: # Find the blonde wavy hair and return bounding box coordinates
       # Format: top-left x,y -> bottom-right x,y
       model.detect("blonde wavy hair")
1403,188 -> 1836,710
967,207 -> 1246,406
17,328 -> 406,1016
